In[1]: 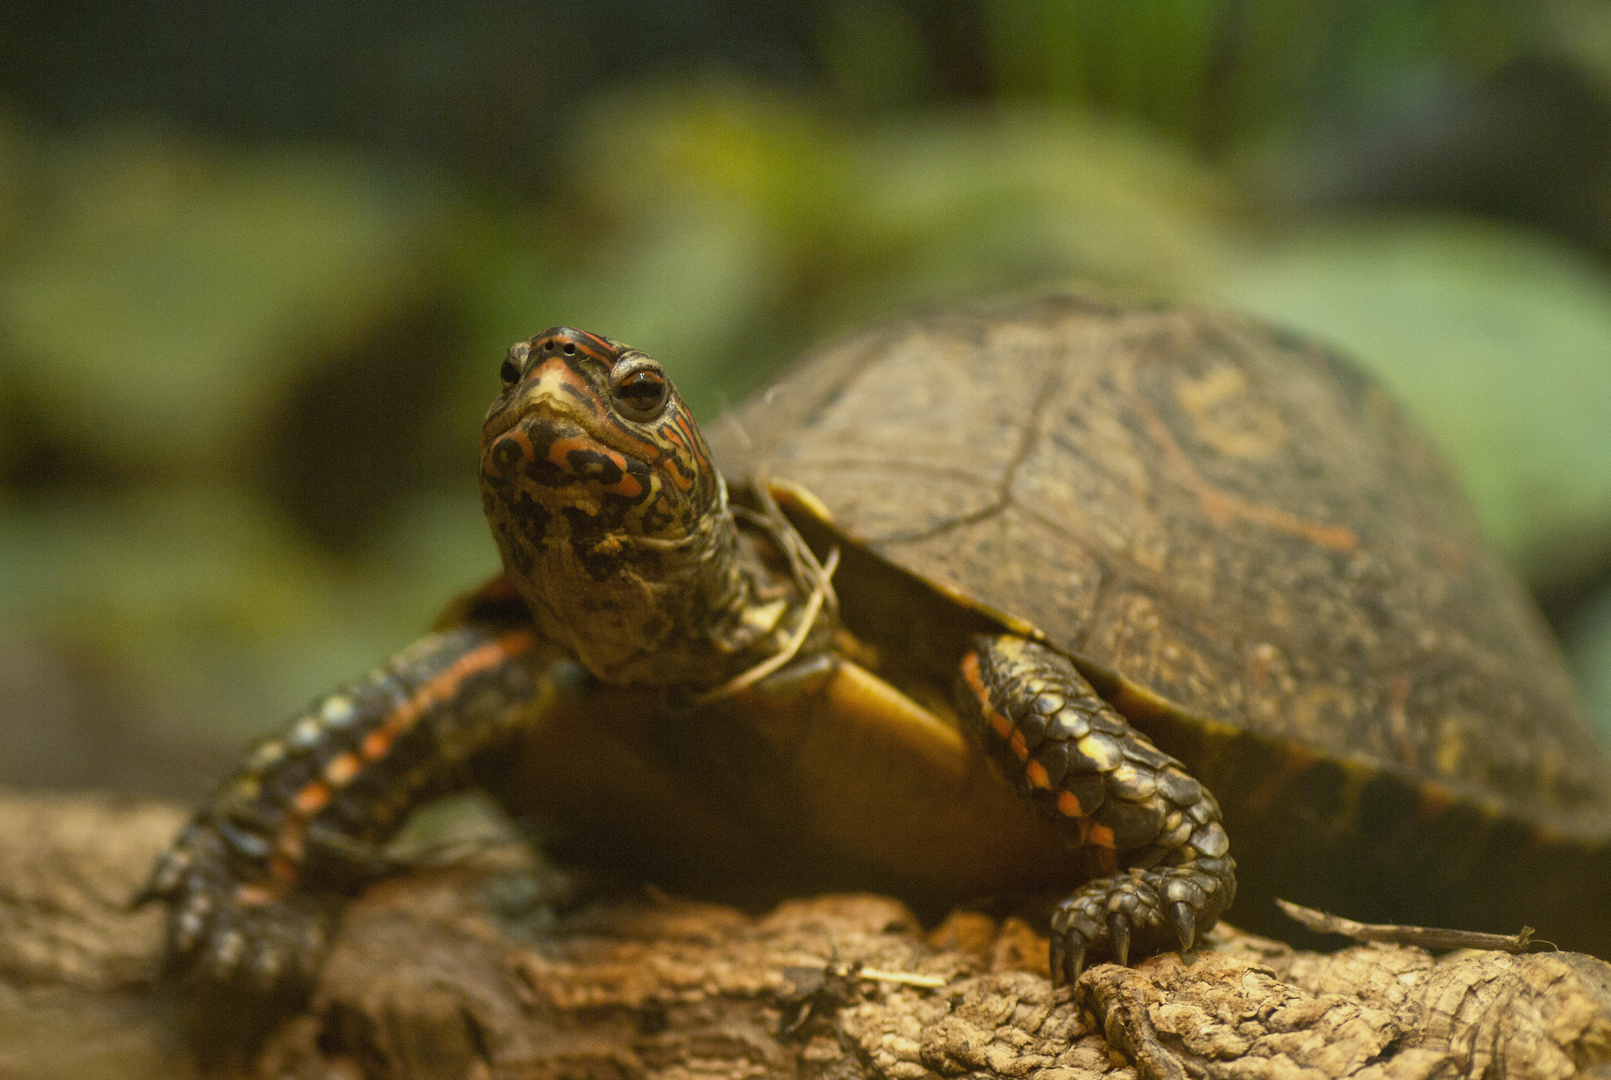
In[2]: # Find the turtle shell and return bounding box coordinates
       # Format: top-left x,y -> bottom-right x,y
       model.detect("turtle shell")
706,292 -> 1611,947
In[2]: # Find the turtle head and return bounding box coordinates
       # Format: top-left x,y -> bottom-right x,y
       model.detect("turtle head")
479,327 -> 737,683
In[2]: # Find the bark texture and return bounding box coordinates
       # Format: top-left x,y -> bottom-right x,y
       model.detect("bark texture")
3,789 -> 1611,1080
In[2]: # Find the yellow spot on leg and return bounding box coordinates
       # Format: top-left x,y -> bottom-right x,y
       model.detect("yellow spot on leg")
323,753 -> 361,786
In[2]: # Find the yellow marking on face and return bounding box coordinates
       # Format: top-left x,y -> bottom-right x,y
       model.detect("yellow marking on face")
1026,760 -> 1051,789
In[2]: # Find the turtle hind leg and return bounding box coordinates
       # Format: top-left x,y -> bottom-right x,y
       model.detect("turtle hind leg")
956,634 -> 1236,985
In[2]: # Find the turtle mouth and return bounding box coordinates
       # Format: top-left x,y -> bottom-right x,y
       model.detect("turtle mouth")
482,406 -> 655,501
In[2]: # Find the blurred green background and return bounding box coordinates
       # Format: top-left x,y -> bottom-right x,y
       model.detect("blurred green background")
1,0 -> 1610,800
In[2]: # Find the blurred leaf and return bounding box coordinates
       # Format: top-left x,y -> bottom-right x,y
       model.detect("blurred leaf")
1219,219 -> 1611,575
819,0 -> 937,110
981,0 -> 1530,151
0,130 -> 448,471
495,85 -> 1237,422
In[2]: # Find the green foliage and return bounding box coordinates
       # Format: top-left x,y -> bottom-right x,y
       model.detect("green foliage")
0,130 -> 448,471
979,0 -> 1529,150
1219,220 -> 1611,576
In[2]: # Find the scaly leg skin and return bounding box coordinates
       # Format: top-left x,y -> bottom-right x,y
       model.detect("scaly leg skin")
136,619 -> 556,997
956,635 -> 1235,986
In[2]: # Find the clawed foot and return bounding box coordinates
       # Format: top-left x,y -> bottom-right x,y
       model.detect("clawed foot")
1048,864 -> 1233,986
135,820 -> 333,997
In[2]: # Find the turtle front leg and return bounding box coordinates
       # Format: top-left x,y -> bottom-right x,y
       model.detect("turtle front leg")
956,635 -> 1235,985
137,619 -> 560,996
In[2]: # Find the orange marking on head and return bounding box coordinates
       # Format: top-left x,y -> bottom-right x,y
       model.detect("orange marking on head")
482,429 -> 535,477
548,328 -> 617,364
1057,790 -> 1082,816
324,752 -> 361,787
294,781 -> 331,815
269,855 -> 300,883
601,473 -> 644,498
1026,760 -> 1051,789
1088,823 -> 1115,849
1009,731 -> 1030,761
990,712 -> 1013,740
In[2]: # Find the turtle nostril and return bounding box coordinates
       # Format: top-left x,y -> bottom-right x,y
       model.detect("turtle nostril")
563,343 -> 576,355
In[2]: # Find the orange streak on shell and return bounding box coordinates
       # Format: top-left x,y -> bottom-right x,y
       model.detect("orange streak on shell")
1135,393 -> 1360,553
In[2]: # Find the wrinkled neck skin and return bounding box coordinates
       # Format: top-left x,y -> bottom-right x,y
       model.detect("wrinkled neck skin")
507,477 -> 798,688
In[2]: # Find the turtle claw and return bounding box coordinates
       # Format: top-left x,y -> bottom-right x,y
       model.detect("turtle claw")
140,819 -> 329,1000
1049,932 -> 1086,987
1108,912 -> 1131,967
1170,900 -> 1197,951
1049,864 -> 1231,983
1065,937 -> 1086,984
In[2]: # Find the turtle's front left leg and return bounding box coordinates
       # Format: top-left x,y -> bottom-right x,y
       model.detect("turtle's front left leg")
955,635 -> 1235,985
137,618 -> 560,996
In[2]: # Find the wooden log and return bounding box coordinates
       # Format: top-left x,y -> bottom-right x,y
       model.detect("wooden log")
2,789 -> 1610,1080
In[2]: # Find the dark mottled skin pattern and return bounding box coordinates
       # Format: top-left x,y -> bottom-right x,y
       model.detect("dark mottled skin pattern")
139,621 -> 552,987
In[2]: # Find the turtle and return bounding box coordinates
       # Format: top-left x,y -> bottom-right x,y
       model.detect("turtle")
140,292 -> 1611,1001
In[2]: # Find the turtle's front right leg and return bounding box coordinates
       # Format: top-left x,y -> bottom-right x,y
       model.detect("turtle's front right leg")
138,619 -> 560,995
955,635 -> 1236,985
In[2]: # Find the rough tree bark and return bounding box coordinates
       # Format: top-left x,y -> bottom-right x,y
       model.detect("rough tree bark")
2,789 -> 1609,1080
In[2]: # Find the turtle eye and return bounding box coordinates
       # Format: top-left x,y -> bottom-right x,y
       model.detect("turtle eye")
499,345 -> 529,389
611,366 -> 670,421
